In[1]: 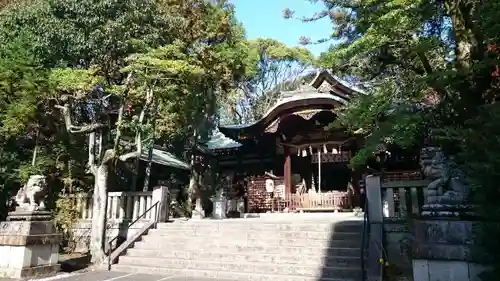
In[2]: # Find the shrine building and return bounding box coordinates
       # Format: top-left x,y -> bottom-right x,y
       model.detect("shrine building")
202,70 -> 421,214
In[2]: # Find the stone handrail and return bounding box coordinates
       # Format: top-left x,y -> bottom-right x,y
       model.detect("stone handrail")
72,187 -> 169,222
380,180 -> 430,219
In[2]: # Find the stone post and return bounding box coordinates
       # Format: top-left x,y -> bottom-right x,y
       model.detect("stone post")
210,189 -> 227,220
0,211 -> 60,278
365,175 -> 384,281
191,198 -> 205,220
152,185 -> 169,222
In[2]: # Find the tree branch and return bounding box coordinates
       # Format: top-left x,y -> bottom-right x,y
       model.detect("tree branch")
118,84 -> 155,163
112,72 -> 134,153
118,151 -> 141,162
55,104 -> 107,134
101,149 -> 116,165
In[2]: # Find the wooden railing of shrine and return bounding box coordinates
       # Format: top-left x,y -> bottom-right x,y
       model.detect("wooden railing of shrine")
247,176 -> 353,213
287,192 -> 352,212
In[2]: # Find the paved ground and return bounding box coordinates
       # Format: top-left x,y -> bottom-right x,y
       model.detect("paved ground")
4,271 -> 231,281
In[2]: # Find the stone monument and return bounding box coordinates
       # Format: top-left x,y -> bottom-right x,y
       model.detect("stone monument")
412,147 -> 486,281
0,175 -> 60,278
210,188 -> 227,220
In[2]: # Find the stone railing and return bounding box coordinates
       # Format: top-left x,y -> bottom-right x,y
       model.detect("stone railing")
366,175 -> 432,277
69,187 -> 169,253
380,180 -> 430,219
72,190 -> 168,221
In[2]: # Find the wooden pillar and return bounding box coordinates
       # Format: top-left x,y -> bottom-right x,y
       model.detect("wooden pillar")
317,149 -> 322,193
284,146 -> 292,196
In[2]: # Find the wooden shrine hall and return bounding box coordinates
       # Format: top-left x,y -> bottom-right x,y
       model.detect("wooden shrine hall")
204,70 -> 368,213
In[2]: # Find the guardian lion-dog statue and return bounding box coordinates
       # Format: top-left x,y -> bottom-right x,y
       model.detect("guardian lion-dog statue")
15,175 -> 48,211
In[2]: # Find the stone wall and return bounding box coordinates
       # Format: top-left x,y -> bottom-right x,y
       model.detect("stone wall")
70,219 -> 151,253
384,220 -> 413,271
411,219 -> 489,281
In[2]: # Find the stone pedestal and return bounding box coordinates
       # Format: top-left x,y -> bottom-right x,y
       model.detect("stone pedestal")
152,185 -> 169,222
236,199 -> 245,216
191,198 -> 205,220
420,203 -> 476,218
226,198 -> 245,218
412,219 -> 487,281
0,211 -> 60,279
211,197 -> 227,220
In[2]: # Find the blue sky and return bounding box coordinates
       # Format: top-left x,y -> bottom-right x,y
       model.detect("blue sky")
230,0 -> 333,57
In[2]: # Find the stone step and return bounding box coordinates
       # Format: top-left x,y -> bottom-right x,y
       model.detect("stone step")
123,248 -> 362,267
139,235 -> 361,248
132,241 -> 360,256
116,256 -> 362,280
149,228 -> 361,240
111,264 -> 360,281
157,221 -> 363,233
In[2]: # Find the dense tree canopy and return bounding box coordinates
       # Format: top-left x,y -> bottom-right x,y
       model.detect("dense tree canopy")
0,0 -> 254,262
285,0 -> 500,161
287,0 -> 500,278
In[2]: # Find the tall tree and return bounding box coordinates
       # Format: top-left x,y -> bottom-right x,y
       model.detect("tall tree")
286,0 -> 500,277
284,0 -> 500,164
219,38 -> 314,124
0,0 -> 248,262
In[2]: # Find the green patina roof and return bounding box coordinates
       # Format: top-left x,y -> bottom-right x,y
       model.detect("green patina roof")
204,130 -> 242,150
140,148 -> 190,170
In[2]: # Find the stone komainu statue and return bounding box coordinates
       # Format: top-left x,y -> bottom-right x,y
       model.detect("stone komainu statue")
15,175 -> 48,211
420,147 -> 470,205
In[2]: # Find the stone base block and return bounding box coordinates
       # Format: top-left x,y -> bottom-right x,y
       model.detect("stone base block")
0,213 -> 60,279
211,199 -> 227,220
412,219 -> 489,281
412,259 -> 487,281
412,219 -> 476,261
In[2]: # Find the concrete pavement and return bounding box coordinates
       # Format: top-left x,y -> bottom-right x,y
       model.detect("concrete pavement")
18,271 -> 233,281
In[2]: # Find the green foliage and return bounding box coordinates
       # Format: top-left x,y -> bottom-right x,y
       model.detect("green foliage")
219,38 -> 314,124
49,68 -> 103,95
0,32 -> 47,138
0,0 -> 251,221
291,0 -> 500,278
442,104 -> 500,279
54,195 -> 81,253
286,0 -> 498,164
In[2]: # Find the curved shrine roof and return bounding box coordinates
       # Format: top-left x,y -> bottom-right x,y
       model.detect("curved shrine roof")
216,70 -> 364,143
204,130 -> 242,150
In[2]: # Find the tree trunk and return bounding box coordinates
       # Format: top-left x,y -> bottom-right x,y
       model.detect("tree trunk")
143,100 -> 158,192
187,154 -> 198,216
90,163 -> 108,264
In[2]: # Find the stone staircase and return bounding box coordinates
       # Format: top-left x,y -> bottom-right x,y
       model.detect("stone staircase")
111,214 -> 364,281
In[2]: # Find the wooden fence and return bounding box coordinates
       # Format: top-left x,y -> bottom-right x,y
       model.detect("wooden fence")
263,191 -> 352,213
288,191 -> 352,211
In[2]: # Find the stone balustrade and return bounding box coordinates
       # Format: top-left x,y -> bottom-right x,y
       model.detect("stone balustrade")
69,186 -> 169,253
380,180 -> 430,219
73,191 -> 157,221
